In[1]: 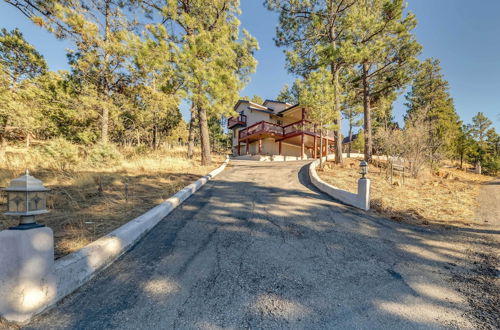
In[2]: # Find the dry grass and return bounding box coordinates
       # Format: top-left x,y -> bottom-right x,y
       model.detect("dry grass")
0,317 -> 19,330
0,145 -> 225,259
318,158 -> 492,228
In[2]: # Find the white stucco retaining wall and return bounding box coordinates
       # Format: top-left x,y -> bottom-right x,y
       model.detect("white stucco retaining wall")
0,157 -> 230,323
309,155 -> 370,211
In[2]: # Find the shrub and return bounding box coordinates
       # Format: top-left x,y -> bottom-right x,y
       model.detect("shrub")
132,144 -> 149,156
482,156 -> 500,175
86,143 -> 122,166
40,138 -> 80,171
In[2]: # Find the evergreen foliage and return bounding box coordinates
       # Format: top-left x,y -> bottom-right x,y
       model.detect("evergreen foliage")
405,58 -> 460,163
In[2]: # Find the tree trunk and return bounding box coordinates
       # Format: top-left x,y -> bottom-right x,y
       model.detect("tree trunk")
331,63 -> 343,165
152,124 -> 158,149
335,111 -> 342,163
101,106 -> 109,143
319,128 -> 324,169
197,105 -> 212,166
187,104 -> 196,159
101,0 -> 111,144
348,120 -> 353,158
362,63 -> 373,162
0,116 -> 8,151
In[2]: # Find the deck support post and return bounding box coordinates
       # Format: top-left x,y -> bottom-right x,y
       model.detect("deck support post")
313,135 -> 317,159
278,141 -> 282,155
301,133 -> 305,160
325,138 -> 328,156
246,138 -> 249,155
258,138 -> 262,155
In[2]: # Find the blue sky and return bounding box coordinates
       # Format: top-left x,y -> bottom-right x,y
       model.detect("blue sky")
1,0 -> 499,133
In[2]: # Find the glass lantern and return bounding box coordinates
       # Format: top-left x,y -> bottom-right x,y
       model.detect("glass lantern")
359,160 -> 368,179
3,170 -> 49,230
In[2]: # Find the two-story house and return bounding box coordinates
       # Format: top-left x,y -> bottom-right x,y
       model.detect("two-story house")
227,99 -> 335,160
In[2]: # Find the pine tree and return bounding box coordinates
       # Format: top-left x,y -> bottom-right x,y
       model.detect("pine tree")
297,68 -> 337,168
129,24 -> 183,149
7,0 -> 140,143
486,128 -> 499,156
266,0 -> 357,164
250,95 -> 264,104
276,82 -> 299,104
145,0 -> 258,165
468,112 -> 493,174
454,124 -> 475,169
0,28 -> 47,148
470,112 -> 492,144
405,58 -> 460,164
343,0 -> 421,162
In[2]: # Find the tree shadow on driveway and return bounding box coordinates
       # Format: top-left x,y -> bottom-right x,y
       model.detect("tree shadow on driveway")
24,161 -> 498,329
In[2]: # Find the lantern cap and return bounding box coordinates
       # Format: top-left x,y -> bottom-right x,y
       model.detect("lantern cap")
359,160 -> 368,167
3,170 -> 50,192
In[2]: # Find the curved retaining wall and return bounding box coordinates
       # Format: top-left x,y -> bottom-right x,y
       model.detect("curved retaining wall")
309,155 -> 370,211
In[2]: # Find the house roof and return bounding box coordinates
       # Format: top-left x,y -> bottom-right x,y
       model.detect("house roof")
263,99 -> 292,107
342,133 -> 359,144
248,106 -> 274,114
233,100 -> 270,111
278,103 -> 301,115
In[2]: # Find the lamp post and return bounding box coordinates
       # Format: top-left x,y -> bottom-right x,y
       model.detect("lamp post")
359,160 -> 368,179
3,170 -> 49,230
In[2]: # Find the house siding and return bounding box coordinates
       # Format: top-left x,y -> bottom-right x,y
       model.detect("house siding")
230,100 -> 326,159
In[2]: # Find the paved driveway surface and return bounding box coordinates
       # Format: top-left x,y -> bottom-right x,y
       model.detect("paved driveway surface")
25,160 -> 496,329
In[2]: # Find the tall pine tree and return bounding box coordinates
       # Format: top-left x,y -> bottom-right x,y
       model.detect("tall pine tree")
343,0 -> 421,161
266,0 -> 357,164
405,58 -> 460,164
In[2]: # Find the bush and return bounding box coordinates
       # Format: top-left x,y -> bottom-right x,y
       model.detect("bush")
86,143 -> 122,166
132,144 -> 150,156
40,138 -> 80,171
482,156 -> 500,175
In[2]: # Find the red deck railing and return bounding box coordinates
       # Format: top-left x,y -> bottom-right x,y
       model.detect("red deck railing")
238,119 -> 335,141
239,121 -> 283,139
228,114 -> 247,128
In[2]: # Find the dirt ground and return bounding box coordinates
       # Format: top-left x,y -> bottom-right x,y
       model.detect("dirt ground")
317,158 -> 492,228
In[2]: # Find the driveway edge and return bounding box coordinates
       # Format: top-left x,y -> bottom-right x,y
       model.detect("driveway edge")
35,156 -> 229,323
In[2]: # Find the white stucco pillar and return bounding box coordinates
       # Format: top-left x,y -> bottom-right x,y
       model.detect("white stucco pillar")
357,178 -> 371,211
0,227 -> 56,323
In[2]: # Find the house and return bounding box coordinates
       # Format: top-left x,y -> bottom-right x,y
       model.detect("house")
227,99 -> 335,160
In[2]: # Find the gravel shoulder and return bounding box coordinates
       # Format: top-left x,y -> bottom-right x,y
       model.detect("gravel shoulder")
16,161 -> 499,329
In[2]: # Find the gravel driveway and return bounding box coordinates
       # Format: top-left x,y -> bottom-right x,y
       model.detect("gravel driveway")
24,160 -> 498,329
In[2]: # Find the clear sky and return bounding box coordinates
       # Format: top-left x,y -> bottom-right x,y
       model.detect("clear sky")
1,0 -> 499,133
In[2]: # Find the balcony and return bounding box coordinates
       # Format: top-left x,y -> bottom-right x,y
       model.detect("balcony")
237,120 -> 335,142
228,114 -> 247,128
282,120 -> 335,139
239,121 -> 283,140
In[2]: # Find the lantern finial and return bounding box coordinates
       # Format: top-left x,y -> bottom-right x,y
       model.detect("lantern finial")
359,160 -> 368,179
3,171 -> 49,230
